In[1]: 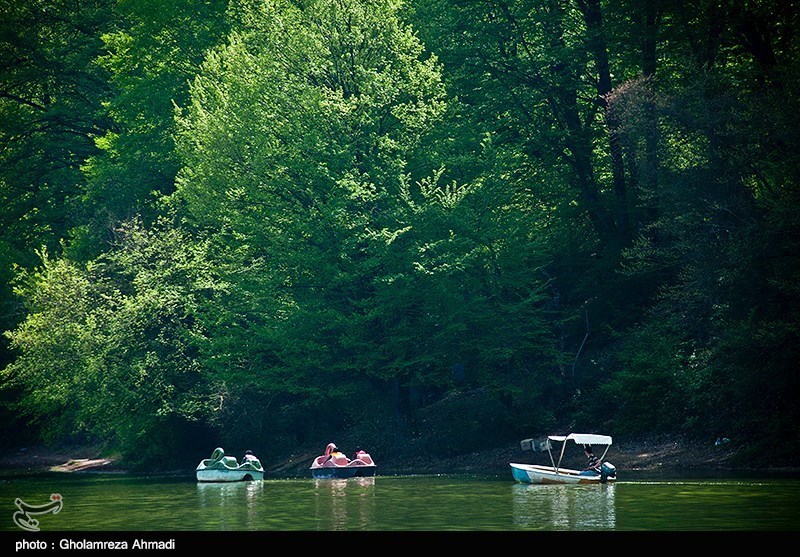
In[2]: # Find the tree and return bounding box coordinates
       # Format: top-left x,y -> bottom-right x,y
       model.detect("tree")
2,219 -> 223,465
0,2 -> 115,443
0,0 -> 113,364
611,0 -> 800,444
75,0 -> 229,261
173,0 -> 450,444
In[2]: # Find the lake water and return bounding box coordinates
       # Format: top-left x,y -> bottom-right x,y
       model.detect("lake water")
2,469 -> 799,545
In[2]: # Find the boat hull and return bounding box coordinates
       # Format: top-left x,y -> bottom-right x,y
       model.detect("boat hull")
311,466 -> 359,479
510,463 -> 614,485
353,465 -> 376,477
196,468 -> 265,482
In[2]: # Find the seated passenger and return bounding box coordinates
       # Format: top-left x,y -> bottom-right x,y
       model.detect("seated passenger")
241,450 -> 259,464
579,445 -> 601,476
325,444 -> 348,463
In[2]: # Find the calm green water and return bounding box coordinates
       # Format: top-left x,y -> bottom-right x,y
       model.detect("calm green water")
2,471 -> 799,532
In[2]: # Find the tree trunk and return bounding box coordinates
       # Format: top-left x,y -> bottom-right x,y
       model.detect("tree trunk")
577,0 -> 630,240
642,0 -> 661,227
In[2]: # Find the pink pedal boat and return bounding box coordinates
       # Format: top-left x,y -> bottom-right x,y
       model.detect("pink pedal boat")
310,443 -> 377,479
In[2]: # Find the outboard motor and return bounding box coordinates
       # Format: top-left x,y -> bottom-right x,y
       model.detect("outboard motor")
600,462 -> 616,484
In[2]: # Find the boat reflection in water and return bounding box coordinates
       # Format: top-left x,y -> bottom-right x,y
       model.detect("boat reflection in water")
313,477 -> 376,530
196,477 -> 265,501
512,483 -> 616,530
196,480 -> 266,529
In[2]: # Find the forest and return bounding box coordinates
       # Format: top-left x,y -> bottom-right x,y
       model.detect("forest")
1,0 -> 798,469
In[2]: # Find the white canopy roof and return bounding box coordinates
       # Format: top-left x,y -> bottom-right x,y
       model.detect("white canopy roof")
548,433 -> 612,446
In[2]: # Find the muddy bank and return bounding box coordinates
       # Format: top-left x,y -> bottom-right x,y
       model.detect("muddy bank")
0,445 -> 125,474
261,434 -> 777,477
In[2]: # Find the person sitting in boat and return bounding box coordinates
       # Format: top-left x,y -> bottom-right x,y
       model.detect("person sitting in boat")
580,445 -> 601,475
325,445 -> 348,463
241,450 -> 259,464
352,447 -> 366,460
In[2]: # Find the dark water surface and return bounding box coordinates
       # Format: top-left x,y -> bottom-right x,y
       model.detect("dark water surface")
2,470 -> 799,534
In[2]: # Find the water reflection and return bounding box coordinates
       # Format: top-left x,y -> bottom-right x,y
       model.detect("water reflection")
195,481 -> 265,530
196,480 -> 265,504
512,483 -> 616,530
313,477 -> 376,530
3,473 -> 796,531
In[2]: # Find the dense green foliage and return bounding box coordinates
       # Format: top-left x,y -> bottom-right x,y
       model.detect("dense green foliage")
1,0 -> 798,467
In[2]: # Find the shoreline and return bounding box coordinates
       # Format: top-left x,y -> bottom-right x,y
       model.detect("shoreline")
3,434 -> 798,478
